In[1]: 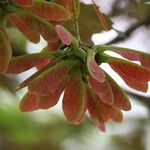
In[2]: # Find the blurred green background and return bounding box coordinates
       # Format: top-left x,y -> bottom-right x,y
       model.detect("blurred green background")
1,0 -> 150,150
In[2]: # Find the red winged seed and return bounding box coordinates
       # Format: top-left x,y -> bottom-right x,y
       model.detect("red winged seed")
55,0 -> 73,13
19,92 -> 39,112
96,95 -> 123,123
36,59 -> 51,70
13,0 -> 33,7
88,76 -> 114,105
8,15 -> 40,43
106,74 -> 131,111
111,48 -> 150,69
108,59 -> 150,91
28,64 -> 68,95
38,82 -> 66,109
8,53 -> 50,74
55,25 -> 72,46
86,89 -> 105,132
88,57 -> 105,83
48,40 -> 61,51
9,14 -> 58,43
26,1 -> 71,21
62,71 -> 86,124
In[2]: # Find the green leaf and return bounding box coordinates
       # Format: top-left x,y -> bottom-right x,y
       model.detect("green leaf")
64,3 -> 112,45
92,0 -> 112,31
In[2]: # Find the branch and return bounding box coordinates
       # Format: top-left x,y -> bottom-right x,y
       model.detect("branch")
105,19 -> 150,45
72,0 -> 80,42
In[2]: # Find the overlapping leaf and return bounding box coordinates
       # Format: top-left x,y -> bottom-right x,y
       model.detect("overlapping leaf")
28,62 -> 68,95
63,70 -> 86,124
16,63 -> 52,91
28,60 -> 79,95
38,82 -> 66,109
88,76 -> 114,105
86,88 -> 105,132
96,95 -> 123,123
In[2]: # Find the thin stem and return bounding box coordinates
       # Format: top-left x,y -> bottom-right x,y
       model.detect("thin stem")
72,0 -> 80,42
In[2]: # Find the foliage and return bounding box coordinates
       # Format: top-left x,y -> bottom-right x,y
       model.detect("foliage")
0,0 -> 150,132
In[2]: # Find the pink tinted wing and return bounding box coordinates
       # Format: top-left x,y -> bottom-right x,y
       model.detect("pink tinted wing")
55,25 -> 72,46
87,57 -> 105,83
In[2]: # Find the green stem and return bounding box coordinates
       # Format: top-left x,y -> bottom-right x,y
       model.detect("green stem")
73,0 -> 80,42
94,45 -> 148,55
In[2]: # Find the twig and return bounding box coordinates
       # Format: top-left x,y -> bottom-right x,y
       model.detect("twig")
105,19 -> 150,45
72,0 -> 80,42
